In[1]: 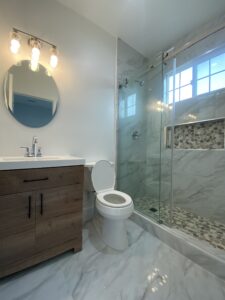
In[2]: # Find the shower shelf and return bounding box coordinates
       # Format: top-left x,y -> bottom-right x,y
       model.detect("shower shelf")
165,118 -> 225,150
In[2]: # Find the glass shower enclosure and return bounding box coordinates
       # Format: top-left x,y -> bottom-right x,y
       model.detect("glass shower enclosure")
117,39 -> 163,223
117,27 -> 225,251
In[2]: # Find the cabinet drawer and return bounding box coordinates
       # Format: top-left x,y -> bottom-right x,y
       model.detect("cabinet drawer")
0,166 -> 84,195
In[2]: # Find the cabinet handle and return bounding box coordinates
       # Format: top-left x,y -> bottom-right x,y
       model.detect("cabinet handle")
28,196 -> 31,219
24,177 -> 48,183
40,193 -> 44,215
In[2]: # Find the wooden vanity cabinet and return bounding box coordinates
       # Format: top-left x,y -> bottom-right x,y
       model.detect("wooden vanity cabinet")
0,165 -> 84,278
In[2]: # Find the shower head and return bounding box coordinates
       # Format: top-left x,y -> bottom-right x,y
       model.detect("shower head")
118,78 -> 129,89
135,80 -> 145,87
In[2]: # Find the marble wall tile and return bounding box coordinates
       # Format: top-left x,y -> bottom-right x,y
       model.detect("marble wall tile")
117,40 -> 149,199
144,64 -> 163,201
117,160 -> 147,198
173,91 -> 225,124
172,149 -> 225,224
117,39 -> 148,83
165,14 -> 225,63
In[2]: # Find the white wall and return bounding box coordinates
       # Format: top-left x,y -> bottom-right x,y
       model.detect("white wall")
0,0 -> 116,162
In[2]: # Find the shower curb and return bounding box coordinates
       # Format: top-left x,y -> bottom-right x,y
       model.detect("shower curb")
130,211 -> 225,280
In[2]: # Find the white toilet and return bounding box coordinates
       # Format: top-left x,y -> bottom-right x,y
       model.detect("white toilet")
91,160 -> 134,250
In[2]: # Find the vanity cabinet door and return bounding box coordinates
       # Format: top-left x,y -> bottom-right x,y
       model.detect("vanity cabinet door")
0,192 -> 36,269
35,186 -> 82,252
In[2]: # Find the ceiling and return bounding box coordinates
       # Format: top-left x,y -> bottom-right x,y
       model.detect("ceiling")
56,0 -> 225,58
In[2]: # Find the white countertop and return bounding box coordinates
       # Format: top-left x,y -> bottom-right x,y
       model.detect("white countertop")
0,155 -> 85,170
85,161 -> 115,168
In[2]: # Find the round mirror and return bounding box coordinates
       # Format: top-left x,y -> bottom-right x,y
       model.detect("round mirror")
4,60 -> 59,127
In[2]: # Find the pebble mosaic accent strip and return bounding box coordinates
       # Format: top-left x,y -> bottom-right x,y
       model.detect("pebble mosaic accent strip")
166,119 -> 224,149
134,197 -> 225,251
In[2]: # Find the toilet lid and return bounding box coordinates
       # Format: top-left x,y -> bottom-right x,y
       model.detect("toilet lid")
91,160 -> 115,192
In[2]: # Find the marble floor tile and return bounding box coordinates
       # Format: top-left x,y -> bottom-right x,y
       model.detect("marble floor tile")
0,217 -> 225,300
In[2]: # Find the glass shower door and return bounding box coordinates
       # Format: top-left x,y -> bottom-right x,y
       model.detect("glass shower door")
117,39 -> 164,222
117,74 -> 151,216
162,27 -> 225,249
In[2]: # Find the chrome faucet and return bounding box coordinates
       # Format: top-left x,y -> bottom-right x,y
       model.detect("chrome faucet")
21,136 -> 42,157
32,136 -> 38,157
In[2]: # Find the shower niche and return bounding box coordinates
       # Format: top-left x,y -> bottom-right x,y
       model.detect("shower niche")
166,118 -> 225,149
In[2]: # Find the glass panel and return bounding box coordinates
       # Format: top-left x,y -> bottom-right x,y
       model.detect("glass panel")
160,57 -> 175,226
117,39 -> 163,224
197,77 -> 209,95
168,75 -> 173,91
117,29 -> 225,251
169,27 -> 225,250
168,91 -> 173,104
180,84 -> 192,100
180,67 -> 192,86
211,52 -> 225,74
175,73 -> 180,89
127,94 -> 136,107
211,71 -> 225,91
175,88 -> 179,102
119,99 -> 125,118
197,60 -> 209,79
127,106 -> 136,117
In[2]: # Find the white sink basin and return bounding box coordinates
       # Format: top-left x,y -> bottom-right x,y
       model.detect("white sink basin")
0,155 -> 85,170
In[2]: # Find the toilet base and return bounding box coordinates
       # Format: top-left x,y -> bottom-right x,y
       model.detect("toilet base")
102,218 -> 128,251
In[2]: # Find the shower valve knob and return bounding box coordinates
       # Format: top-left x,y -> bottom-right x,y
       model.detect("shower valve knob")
132,131 -> 141,140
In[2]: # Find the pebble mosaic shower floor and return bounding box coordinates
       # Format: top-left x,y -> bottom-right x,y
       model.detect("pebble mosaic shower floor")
134,197 -> 225,251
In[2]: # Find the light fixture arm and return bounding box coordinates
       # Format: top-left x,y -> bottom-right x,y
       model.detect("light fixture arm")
12,27 -> 56,49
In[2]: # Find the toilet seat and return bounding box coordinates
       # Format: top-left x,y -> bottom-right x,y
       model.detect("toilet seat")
91,160 -> 115,193
91,160 -> 132,209
97,190 -> 132,208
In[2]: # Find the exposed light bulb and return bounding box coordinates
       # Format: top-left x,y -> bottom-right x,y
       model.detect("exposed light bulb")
10,31 -> 20,54
31,45 -> 40,62
29,39 -> 41,72
50,54 -> 58,68
30,59 -> 39,72
50,47 -> 58,68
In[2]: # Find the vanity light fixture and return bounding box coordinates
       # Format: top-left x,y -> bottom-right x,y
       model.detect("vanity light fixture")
10,28 -> 59,71
50,46 -> 58,68
29,38 -> 41,72
10,29 -> 21,54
